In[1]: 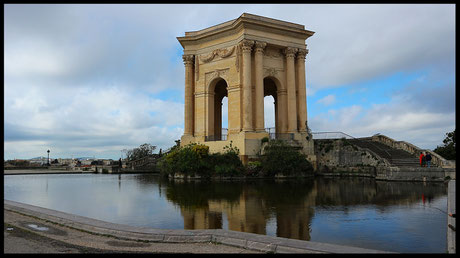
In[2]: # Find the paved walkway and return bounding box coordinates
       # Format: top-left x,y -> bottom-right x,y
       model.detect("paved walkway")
4,209 -> 259,253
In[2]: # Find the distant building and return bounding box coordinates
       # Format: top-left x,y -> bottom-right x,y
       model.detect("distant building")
81,160 -> 93,166
29,157 -> 49,166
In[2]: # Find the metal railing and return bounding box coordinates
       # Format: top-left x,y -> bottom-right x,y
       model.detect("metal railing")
265,127 -> 294,140
311,131 -> 355,140
205,128 -> 228,142
205,134 -> 228,141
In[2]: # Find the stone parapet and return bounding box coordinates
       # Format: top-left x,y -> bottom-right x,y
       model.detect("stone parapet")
375,166 -> 455,182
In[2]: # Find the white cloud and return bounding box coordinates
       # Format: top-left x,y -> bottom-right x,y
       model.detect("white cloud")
4,83 -> 184,158
3,4 -> 455,159
309,100 -> 455,150
317,94 -> 336,106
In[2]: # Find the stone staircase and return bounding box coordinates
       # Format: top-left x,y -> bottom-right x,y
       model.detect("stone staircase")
125,156 -> 159,171
348,139 -> 422,167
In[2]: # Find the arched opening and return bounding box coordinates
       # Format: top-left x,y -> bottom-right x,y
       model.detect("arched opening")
264,95 -> 275,128
264,77 -> 278,138
209,78 -> 228,141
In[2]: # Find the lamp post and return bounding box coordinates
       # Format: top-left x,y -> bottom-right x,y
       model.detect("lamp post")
47,150 -> 50,166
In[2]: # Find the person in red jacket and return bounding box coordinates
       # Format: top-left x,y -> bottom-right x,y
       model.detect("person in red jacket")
419,152 -> 425,167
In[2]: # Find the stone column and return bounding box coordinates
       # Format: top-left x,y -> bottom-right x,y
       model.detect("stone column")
183,54 -> 194,136
254,41 -> 266,132
241,40 -> 254,132
284,47 -> 298,133
277,89 -> 288,134
296,49 -> 308,132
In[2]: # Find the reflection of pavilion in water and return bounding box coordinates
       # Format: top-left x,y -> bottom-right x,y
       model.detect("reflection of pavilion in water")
180,183 -> 317,241
170,178 -> 446,241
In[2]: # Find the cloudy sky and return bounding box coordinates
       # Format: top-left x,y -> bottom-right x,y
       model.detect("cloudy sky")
4,4 -> 455,160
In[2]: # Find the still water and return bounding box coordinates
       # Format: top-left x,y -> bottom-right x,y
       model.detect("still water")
4,174 -> 448,253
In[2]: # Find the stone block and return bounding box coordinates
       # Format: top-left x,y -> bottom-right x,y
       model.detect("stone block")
246,240 -> 277,252
212,235 -> 247,249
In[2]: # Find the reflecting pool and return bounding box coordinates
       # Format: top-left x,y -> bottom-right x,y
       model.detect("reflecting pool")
4,174 -> 448,253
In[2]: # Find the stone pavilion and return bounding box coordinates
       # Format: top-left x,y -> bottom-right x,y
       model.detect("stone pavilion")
177,13 -> 316,165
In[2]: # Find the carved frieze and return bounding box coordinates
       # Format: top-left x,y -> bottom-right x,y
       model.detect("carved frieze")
205,68 -> 229,88
263,67 -> 283,77
264,47 -> 282,58
199,46 -> 235,63
218,46 -> 235,58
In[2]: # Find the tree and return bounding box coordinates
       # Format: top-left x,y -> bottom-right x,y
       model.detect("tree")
6,159 -> 30,167
260,140 -> 313,177
126,143 -> 157,161
433,130 -> 456,160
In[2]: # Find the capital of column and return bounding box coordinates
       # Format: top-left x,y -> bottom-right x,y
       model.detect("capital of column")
254,41 -> 267,54
283,47 -> 298,58
182,54 -> 194,66
296,49 -> 309,60
240,40 -> 255,53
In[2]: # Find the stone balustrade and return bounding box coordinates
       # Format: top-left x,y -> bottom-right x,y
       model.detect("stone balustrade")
371,134 -> 455,168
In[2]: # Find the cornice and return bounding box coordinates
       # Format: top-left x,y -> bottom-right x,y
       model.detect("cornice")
177,13 -> 314,48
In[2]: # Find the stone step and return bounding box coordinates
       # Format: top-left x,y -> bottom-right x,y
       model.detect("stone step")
391,163 -> 422,166
348,139 -> 423,168
391,161 -> 420,165
391,158 -> 420,162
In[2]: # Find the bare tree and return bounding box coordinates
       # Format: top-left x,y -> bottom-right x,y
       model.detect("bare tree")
126,143 -> 157,161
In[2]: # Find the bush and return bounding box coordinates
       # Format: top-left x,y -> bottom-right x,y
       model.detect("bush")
158,143 -> 211,177
158,142 -> 243,178
158,140 -> 313,179
246,161 -> 262,177
260,140 -> 313,177
211,142 -> 244,177
434,130 -> 456,160
261,137 -> 269,143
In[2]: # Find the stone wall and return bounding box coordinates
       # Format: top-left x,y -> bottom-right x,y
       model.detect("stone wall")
314,138 -> 455,182
314,139 -> 389,175
376,167 -> 455,182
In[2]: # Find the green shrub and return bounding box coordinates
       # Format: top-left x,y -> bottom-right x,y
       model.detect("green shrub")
212,142 -> 244,177
158,142 -> 243,178
158,143 -> 211,177
261,137 -> 269,143
246,161 -> 262,177
222,141 -> 239,156
210,152 -> 244,177
260,140 -> 313,177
